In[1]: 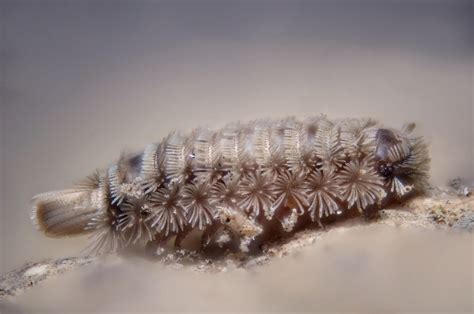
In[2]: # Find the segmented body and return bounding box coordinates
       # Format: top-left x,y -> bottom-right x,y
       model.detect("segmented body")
32,115 -> 430,255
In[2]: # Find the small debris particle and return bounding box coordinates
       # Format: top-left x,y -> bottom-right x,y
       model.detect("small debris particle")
453,213 -> 474,232
23,265 -> 49,278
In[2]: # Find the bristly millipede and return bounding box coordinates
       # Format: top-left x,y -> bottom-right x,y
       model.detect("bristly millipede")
31,116 -> 430,255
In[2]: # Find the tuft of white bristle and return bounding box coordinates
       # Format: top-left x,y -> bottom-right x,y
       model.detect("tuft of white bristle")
193,129 -> 224,183
305,169 -> 341,220
238,172 -> 275,219
315,119 -> 346,172
83,210 -> 124,255
139,143 -> 166,194
165,132 -> 195,184
181,181 -> 215,230
270,170 -> 308,216
283,118 -> 320,175
108,164 -> 127,206
338,157 -> 387,211
147,184 -> 187,236
117,198 -> 155,245
339,118 -> 379,158
210,175 -> 242,208
31,189 -> 99,237
75,170 -> 102,190
253,123 -> 286,179
220,123 -> 257,177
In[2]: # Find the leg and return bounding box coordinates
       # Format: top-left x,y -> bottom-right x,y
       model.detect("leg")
362,204 -> 380,220
174,228 -> 192,250
200,223 -> 222,249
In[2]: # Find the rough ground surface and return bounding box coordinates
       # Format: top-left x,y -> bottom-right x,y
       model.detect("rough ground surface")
1,183 -> 473,302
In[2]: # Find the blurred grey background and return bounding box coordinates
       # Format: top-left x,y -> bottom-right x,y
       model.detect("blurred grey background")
0,0 -> 472,273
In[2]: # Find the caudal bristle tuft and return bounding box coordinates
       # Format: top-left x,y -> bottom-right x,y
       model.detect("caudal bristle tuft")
32,189 -> 98,237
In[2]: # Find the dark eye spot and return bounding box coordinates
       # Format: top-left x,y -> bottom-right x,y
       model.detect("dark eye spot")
141,210 -> 150,217
378,164 -> 394,178
224,217 -> 231,224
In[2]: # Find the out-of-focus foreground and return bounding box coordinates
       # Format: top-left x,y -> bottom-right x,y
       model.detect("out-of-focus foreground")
1,186 -> 473,313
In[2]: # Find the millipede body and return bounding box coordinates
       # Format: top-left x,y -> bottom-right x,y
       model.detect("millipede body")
31,116 -> 430,255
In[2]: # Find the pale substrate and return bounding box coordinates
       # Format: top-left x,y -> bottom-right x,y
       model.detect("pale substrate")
1,184 -> 473,313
